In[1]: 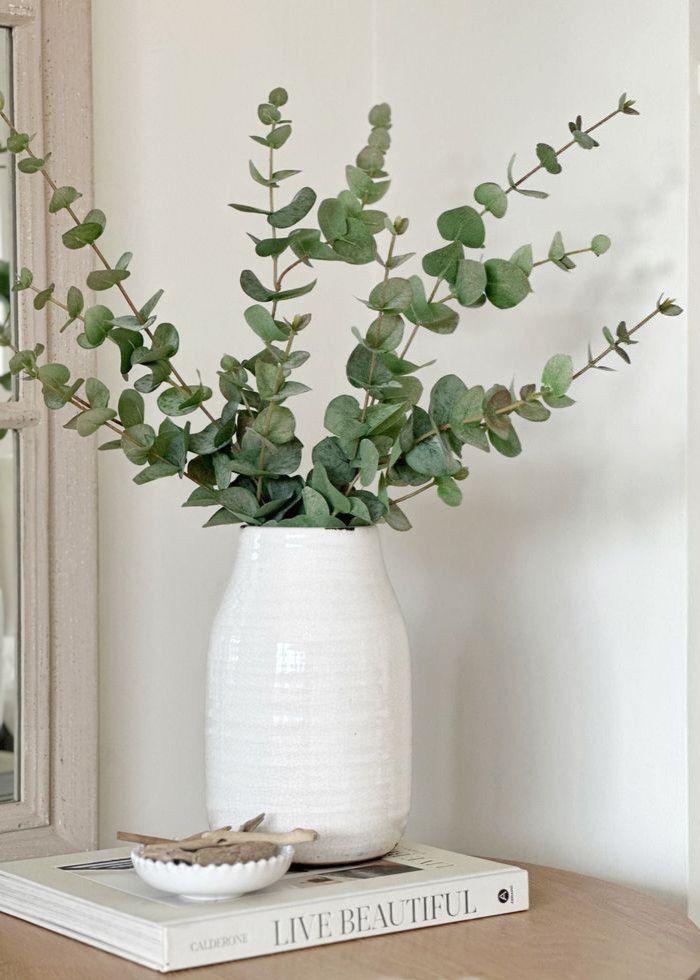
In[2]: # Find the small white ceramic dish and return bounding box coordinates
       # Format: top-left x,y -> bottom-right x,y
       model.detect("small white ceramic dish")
130,844 -> 294,902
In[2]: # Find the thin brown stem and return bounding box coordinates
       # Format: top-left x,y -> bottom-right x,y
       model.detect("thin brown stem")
532,247 -> 593,269
504,107 -> 621,198
572,308 -> 659,381
395,305 -> 662,506
390,480 -> 436,505
268,126 -> 279,308
400,276 -> 443,362
344,233 -> 400,496
427,279 -> 442,303
28,284 -> 85,328
276,257 -> 302,289
399,323 -> 419,361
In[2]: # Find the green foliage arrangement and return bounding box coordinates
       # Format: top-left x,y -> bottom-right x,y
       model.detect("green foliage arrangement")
0,88 -> 682,530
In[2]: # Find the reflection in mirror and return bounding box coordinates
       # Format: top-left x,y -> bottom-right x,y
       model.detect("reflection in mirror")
0,26 -> 17,803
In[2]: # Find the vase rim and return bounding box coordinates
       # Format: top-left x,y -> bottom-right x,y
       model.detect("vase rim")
240,524 -> 375,533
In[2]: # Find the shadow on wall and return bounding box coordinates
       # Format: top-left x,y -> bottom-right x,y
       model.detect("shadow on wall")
384,158 -> 685,907
393,431 -> 684,897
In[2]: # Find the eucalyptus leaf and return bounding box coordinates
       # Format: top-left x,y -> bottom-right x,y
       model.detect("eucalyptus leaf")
473,182 -> 507,218
455,259 -> 487,307
541,353 -> 573,397
268,187 -> 317,229
118,389 -> 145,427
75,407 -> 117,437
49,185 -> 82,213
436,206 -> 485,248
510,244 -> 533,276
358,438 -> 379,486
244,304 -> 288,342
86,268 -> 130,291
536,143 -> 562,174
421,242 -> 463,284
506,154 -> 548,199
367,278 -> 413,313
484,259 -> 532,309
384,502 -> 412,531
436,476 -> 462,507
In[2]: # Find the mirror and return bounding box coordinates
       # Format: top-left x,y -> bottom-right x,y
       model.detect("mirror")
0,25 -> 18,802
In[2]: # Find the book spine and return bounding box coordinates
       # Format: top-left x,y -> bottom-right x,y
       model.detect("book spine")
164,869 -> 529,971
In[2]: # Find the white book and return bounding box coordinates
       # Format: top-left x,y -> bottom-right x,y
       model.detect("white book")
0,840 -> 528,972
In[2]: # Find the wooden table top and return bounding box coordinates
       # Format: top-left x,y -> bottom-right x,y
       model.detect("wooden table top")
0,860 -> 699,979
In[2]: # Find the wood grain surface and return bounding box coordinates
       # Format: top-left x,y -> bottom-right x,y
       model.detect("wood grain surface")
0,860 -> 699,979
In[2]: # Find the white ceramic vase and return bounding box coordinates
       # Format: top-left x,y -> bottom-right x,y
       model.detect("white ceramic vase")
205,525 -> 411,864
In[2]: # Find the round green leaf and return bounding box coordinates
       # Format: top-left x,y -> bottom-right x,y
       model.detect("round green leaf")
258,103 -> 281,125
269,87 -> 288,107
76,407 -> 117,437
358,438 -> 380,487
268,187 -> 317,229
80,304 -> 114,348
541,353 -> 573,397
366,313 -> 404,352
244,304 -> 288,342
436,476 -> 462,507
368,103 -> 391,127
510,244 -> 533,276
421,242 -> 463,284
367,277 -> 413,313
535,143 -> 562,175
121,423 -> 156,465
473,183 -> 507,219
49,185 -> 82,214
317,198 -> 348,242
455,259 -> 487,306
252,405 -> 296,444
118,389 -> 145,427
484,259 -> 532,310
436,206 -> 485,247
324,394 -> 366,438
85,377 -> 110,409
157,386 -> 210,417
591,234 -> 611,256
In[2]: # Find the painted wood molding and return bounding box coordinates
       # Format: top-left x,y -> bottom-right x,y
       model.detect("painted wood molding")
0,402 -> 39,429
0,0 -> 97,858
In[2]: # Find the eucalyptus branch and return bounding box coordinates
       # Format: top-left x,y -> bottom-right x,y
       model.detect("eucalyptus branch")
0,107 -> 217,425
503,95 -> 636,201
532,246 -> 596,269
572,307 -> 663,380
391,481 -> 436,505
4,85 -> 680,533
28,284 -> 85,328
390,298 -> 677,511
255,325 -> 298,501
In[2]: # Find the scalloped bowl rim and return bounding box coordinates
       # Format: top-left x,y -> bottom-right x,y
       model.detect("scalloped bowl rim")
130,844 -> 295,900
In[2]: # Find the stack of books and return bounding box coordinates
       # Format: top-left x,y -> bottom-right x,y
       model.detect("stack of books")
0,840 -> 528,972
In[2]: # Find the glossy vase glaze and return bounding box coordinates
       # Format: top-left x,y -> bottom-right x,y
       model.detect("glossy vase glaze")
205,525 -> 412,864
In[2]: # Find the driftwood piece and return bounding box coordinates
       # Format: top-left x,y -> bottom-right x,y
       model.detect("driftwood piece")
239,813 -> 265,833
141,840 -> 279,866
176,828 -> 318,850
117,825 -> 231,846
119,816 -> 319,865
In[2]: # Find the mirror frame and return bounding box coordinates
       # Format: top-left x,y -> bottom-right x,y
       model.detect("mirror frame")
0,0 -> 96,858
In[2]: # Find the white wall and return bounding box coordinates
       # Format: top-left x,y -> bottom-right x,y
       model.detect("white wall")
688,2 -> 699,924
92,0 -> 688,904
